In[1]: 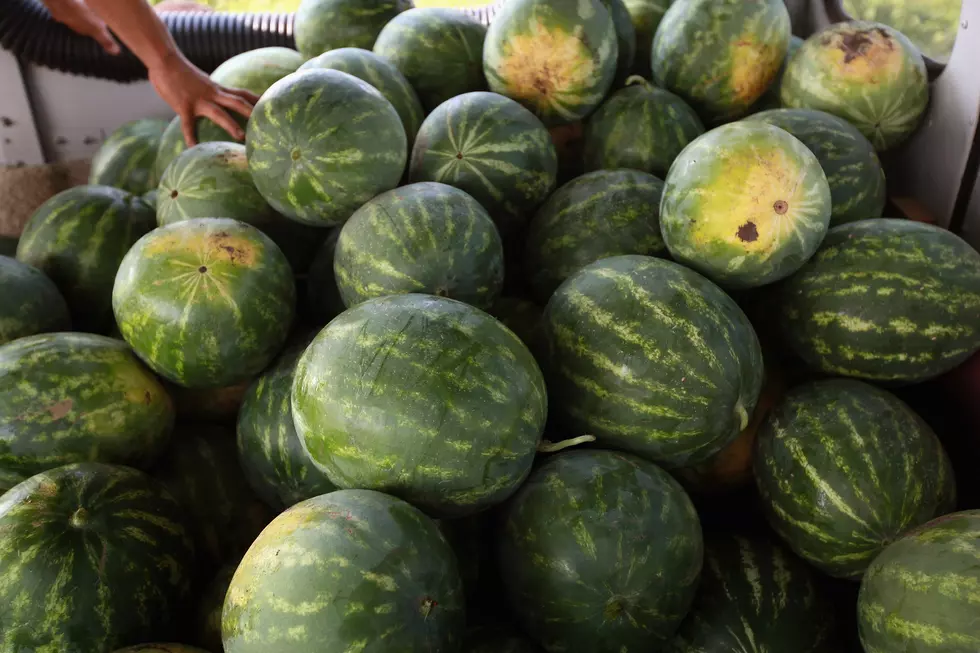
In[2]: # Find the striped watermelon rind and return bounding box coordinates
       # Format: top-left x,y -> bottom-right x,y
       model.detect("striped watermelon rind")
16,185 -> 156,333
373,8 -> 488,112
409,91 -> 558,236
221,489 -> 465,652
651,0 -> 791,123
582,77 -> 705,178
743,108 -> 887,226
0,255 -> 71,346
292,293 -> 548,518
779,218 -> 980,383
498,449 -> 703,652
112,217 -> 296,389
246,69 -> 407,227
483,0 -> 619,126
753,378 -> 957,579
543,254 -> 764,468
0,332 -> 174,488
857,510 -> 980,653
660,121 -> 832,289
780,21 -> 929,152
524,168 -> 666,304
750,34 -> 803,112
90,119 -> 168,195
602,0 -> 637,85
294,0 -> 412,58
334,181 -> 505,310
300,47 -> 425,146
0,462 -> 196,653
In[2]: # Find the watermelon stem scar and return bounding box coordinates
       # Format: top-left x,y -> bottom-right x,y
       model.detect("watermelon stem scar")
419,597 -> 438,618
538,434 -> 596,453
70,507 -> 89,529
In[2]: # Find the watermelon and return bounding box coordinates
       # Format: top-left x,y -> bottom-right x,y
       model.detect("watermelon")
0,462 -> 196,652
581,76 -> 705,177
651,0 -> 791,124
524,169 -> 666,304
0,332 -> 174,489
780,21 -> 929,152
409,91 -> 558,236
373,8 -> 488,112
666,533 -> 838,652
303,228 -> 346,326
334,182 -> 504,309
152,47 -> 305,181
222,489 -> 465,652
498,449 -> 703,651
299,47 -> 425,145
112,646 -> 209,653
236,338 -> 337,512
743,108 -> 886,226
295,0 -> 411,58
0,255 -> 71,345
602,0 -> 637,85
483,0 -> 618,126
196,564 -> 235,653
111,217 -> 296,389
152,426 -> 273,572
751,34 -> 803,112
292,293 -> 547,517
660,121 -> 832,289
542,255 -> 764,468
246,69 -> 407,227
90,119 -> 168,195
858,510 -> 980,653
622,0 -> 672,77
753,378 -> 956,579
779,219 -> 980,383
156,141 -> 325,273
16,185 -> 156,333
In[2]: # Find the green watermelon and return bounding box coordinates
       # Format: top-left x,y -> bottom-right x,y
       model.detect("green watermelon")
156,141 -> 325,273
483,0 -> 618,126
196,564 -> 235,653
602,0 -> 637,85
112,217 -> 296,389
303,228 -> 346,326
334,182 -> 504,309
152,426 -> 273,572
409,91 -> 558,236
152,47 -> 305,181
295,0 -> 411,58
498,449 -> 703,651
651,0 -> 791,123
779,219 -> 980,383
373,8 -> 488,112
743,108 -> 886,226
0,255 -> 71,345
246,69 -> 407,227
299,47 -> 425,145
666,533 -> 838,652
858,510 -> 980,653
237,338 -> 337,512
582,76 -> 704,177
222,489 -> 465,652
0,462 -> 196,652
524,169 -> 666,304
623,0 -> 672,77
16,185 -> 155,333
90,119 -> 168,195
112,646 -> 210,653
292,293 -> 547,517
751,34 -> 803,112
780,21 -> 929,152
660,121 -> 832,289
753,378 -> 956,580
0,333 -> 174,488
542,255 -> 764,468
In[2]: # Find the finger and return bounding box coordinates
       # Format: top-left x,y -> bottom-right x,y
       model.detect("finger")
180,113 -> 199,148
94,25 -> 121,55
197,102 -> 245,141
214,89 -> 256,120
230,87 -> 262,105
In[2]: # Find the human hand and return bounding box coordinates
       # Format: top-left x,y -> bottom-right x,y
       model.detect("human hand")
42,0 -> 121,54
147,51 -> 261,147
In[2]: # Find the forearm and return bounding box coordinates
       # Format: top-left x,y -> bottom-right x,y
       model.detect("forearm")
84,0 -> 182,69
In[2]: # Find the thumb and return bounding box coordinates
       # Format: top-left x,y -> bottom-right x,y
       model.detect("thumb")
94,26 -> 121,55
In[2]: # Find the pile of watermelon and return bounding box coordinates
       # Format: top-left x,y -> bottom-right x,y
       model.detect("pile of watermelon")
2,0 -> 980,651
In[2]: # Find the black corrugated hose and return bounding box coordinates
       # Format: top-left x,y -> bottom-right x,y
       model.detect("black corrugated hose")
0,0 -> 503,83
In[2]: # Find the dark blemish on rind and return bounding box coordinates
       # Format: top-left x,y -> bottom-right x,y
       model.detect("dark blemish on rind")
839,30 -> 878,63
737,222 -> 759,242
143,391 -> 153,405
774,200 -> 788,214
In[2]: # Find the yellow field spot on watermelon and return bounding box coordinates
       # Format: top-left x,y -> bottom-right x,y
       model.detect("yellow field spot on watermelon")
816,25 -> 905,84
729,37 -> 782,106
493,21 -> 596,115
144,229 -> 259,269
